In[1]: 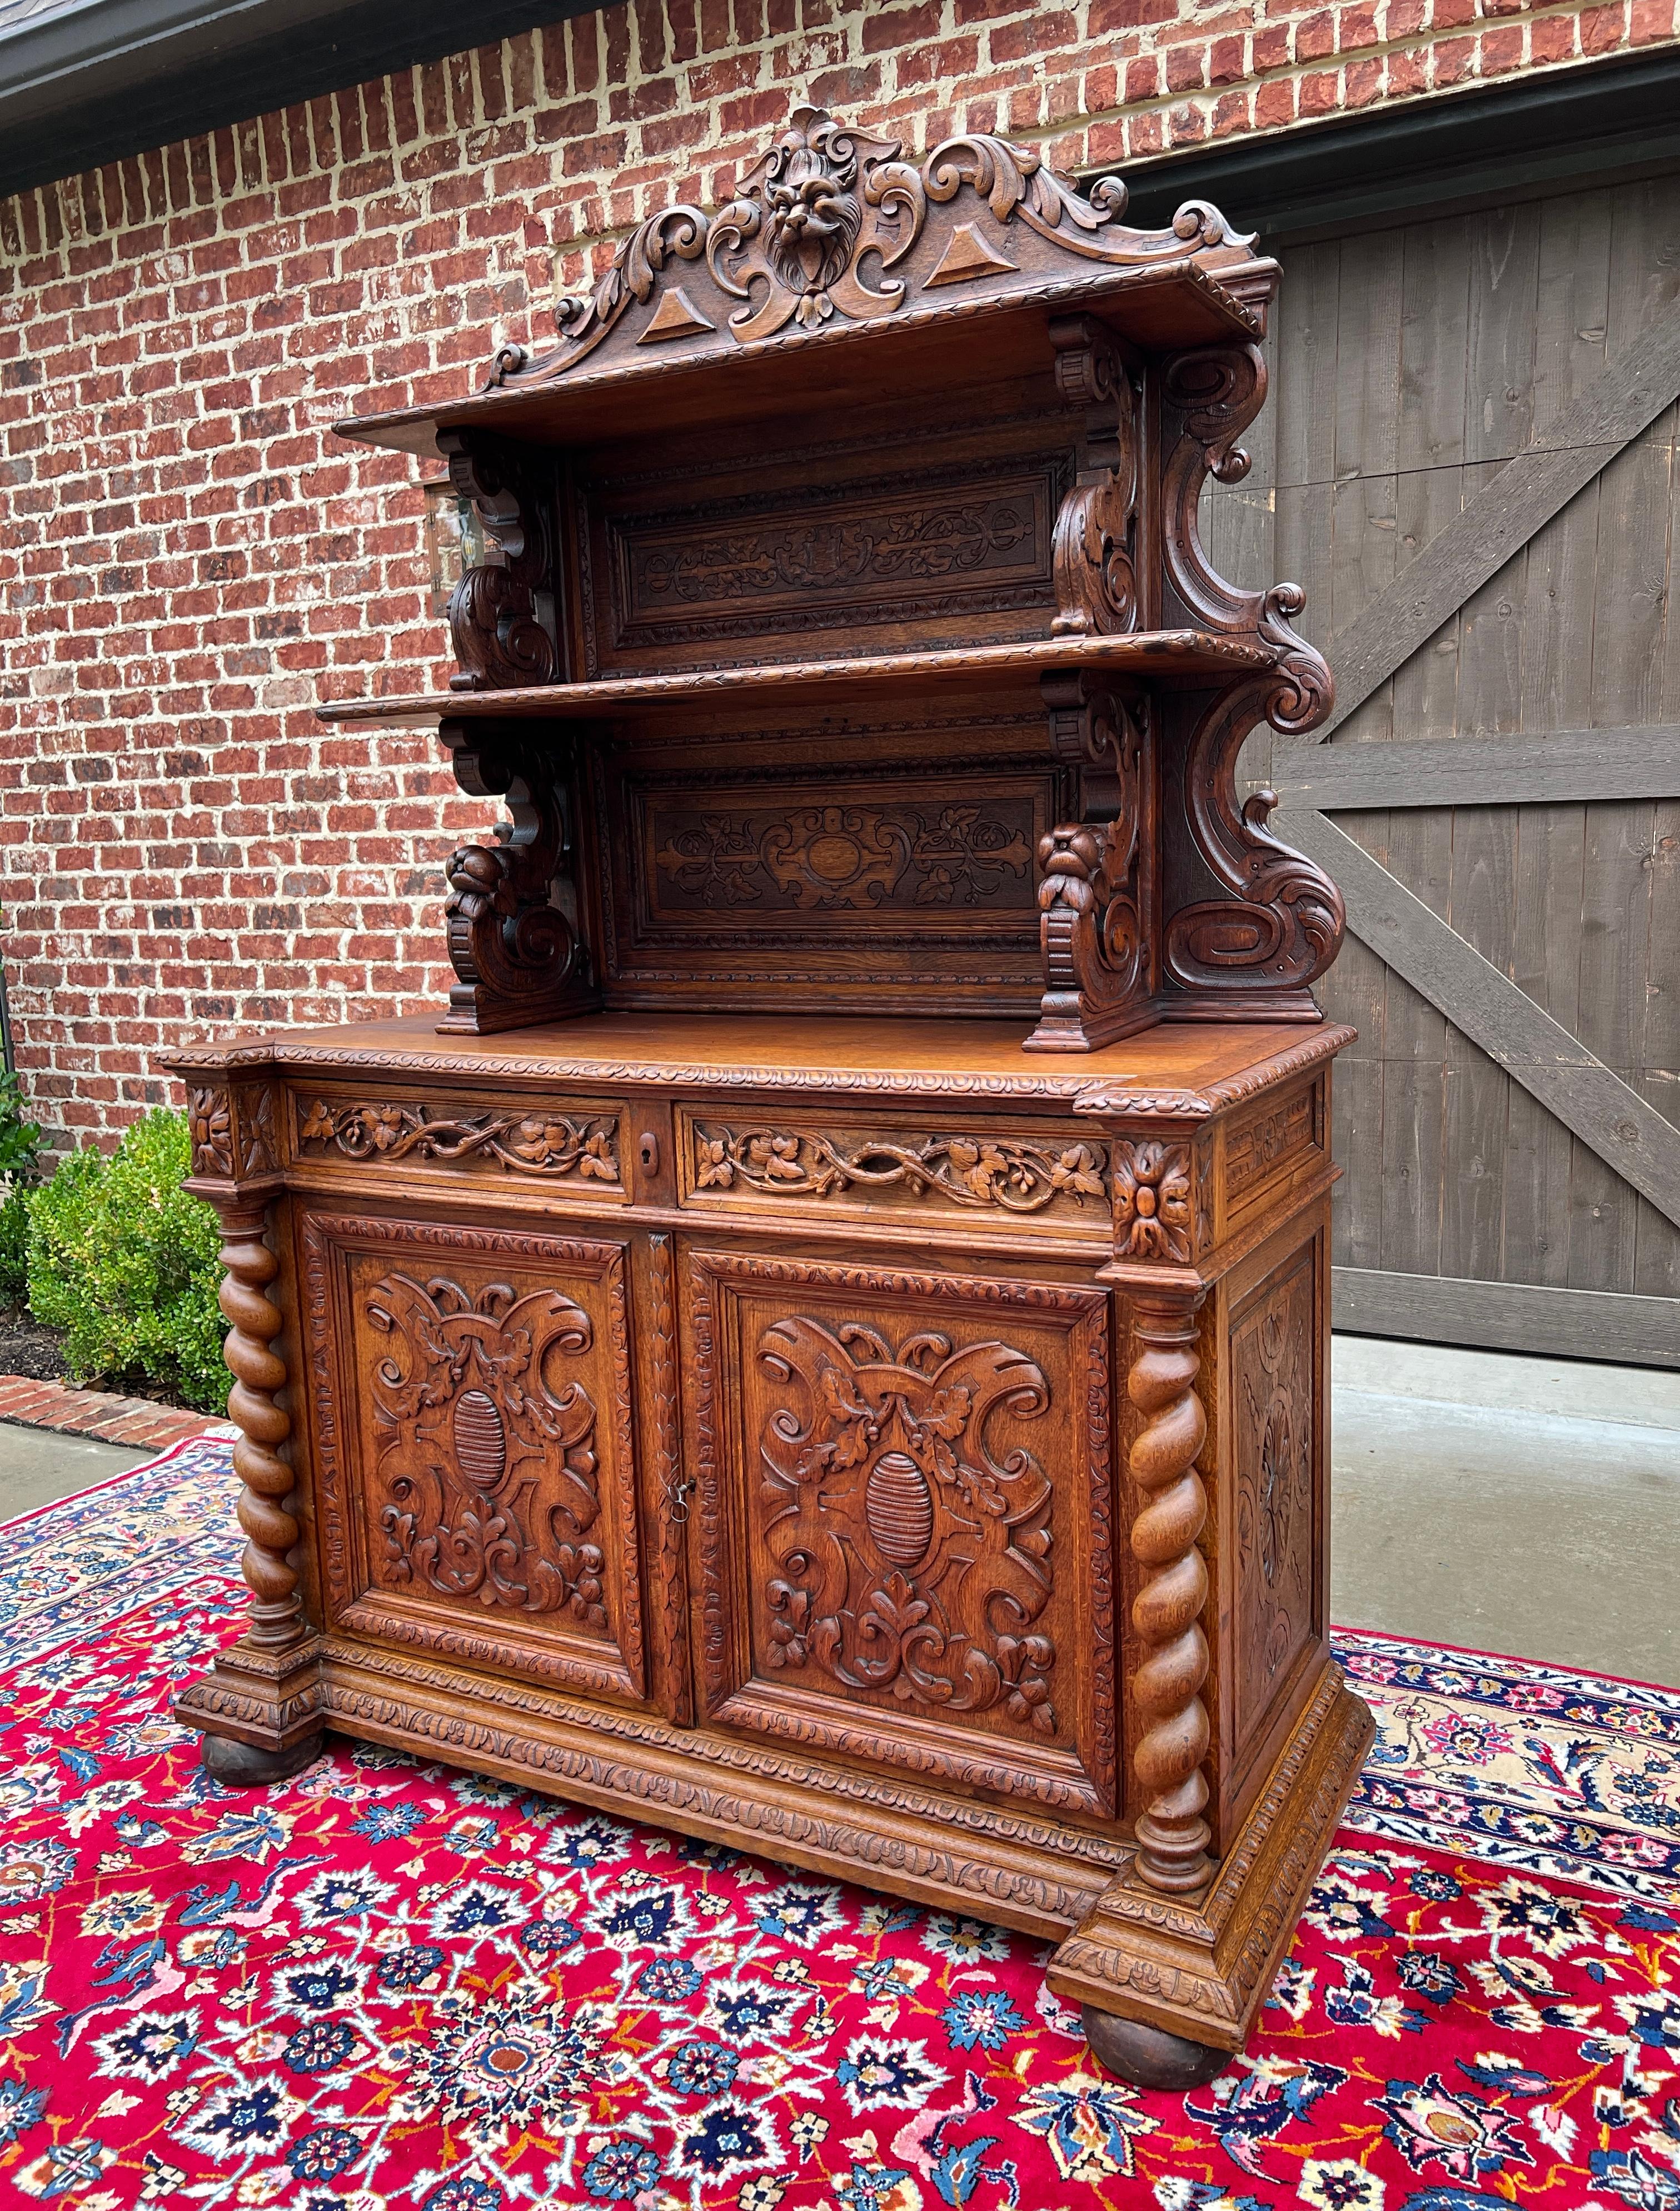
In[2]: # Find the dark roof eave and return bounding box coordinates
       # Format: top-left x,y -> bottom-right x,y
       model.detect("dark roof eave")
0,0 -> 598,199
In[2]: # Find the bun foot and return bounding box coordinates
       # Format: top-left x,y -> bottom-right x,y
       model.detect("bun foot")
1080,2005 -> 1231,2090
201,1731 -> 325,1786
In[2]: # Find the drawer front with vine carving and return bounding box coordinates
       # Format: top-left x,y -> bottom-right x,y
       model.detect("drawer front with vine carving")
290,1088 -> 629,1201
677,1108 -> 1110,1238
301,1212 -> 646,1701
681,1245 -> 1116,1813
1223,1081 -> 1322,1222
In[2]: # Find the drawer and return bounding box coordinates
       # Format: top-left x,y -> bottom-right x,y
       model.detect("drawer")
676,1104 -> 1111,1241
287,1085 -> 630,1204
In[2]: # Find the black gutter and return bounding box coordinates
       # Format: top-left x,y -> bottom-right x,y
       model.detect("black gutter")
0,0 -> 599,200
1111,48 -> 1680,239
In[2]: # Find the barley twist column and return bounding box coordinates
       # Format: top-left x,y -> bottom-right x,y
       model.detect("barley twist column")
1128,1294 -> 1212,1893
217,1196 -> 306,1650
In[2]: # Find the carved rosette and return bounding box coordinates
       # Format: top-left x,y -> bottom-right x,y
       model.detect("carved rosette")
440,430 -> 560,692
1126,1297 -> 1213,1893
1114,1141 -> 1194,1263
1028,676 -> 1155,1052
437,721 -> 601,1036
188,1081 -> 279,1184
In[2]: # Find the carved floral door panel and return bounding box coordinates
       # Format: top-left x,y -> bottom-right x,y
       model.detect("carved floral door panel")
300,1212 -> 646,1700
681,1244 -> 1116,1814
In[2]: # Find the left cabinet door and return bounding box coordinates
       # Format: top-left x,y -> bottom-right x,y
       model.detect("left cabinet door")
297,1209 -> 646,1701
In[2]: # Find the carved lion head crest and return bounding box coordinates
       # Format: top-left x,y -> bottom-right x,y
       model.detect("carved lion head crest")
760,107 -> 866,317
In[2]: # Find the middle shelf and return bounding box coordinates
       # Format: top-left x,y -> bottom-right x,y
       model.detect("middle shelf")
315,630 -> 1277,727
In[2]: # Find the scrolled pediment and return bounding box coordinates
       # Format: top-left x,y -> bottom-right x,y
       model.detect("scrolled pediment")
488,104 -> 1259,390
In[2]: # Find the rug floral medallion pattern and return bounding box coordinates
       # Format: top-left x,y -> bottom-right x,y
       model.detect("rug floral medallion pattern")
1,1438 -> 1677,2211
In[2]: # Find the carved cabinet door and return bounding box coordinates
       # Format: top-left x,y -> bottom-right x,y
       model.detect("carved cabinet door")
681,1246 -> 1117,1814
301,1212 -> 646,1700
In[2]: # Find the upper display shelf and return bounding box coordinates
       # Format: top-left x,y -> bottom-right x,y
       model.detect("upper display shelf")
316,632 -> 1276,726
334,115 -> 1275,458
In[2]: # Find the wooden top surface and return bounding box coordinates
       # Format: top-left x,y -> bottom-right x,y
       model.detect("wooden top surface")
316,633 -> 1274,728
162,1011 -> 1353,1116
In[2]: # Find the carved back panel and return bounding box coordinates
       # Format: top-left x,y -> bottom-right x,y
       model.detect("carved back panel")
681,1245 -> 1115,1814
590,708 -> 1066,1015
300,1212 -> 646,1701
576,403 -> 1071,678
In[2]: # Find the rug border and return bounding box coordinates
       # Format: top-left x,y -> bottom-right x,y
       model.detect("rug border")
1334,1619 -> 1680,1699
0,1429 -> 228,1535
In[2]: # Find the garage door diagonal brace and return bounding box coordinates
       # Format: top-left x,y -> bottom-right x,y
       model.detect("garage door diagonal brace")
1275,807 -> 1680,1231
1314,300 -> 1680,742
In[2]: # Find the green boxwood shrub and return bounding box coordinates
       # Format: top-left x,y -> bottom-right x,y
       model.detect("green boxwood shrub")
26,1107 -> 229,1412
0,1069 -> 42,1308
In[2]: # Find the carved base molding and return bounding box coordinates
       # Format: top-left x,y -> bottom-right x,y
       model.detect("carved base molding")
177,1625 -> 1369,2062
173,1632 -> 326,1759
1045,1665 -> 1374,2052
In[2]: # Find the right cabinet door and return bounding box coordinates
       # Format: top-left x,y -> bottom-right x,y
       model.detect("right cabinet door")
680,1243 -> 1118,1816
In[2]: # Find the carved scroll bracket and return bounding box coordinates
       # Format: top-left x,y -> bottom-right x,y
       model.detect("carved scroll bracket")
440,429 -> 561,692
1026,673 -> 1156,1053
1143,340 -> 1342,1012
1049,315 -> 1141,638
437,721 -> 601,1036
1162,669 -> 1344,1012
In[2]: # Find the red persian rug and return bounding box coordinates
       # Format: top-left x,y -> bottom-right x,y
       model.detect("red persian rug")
1,1436 -> 1677,2211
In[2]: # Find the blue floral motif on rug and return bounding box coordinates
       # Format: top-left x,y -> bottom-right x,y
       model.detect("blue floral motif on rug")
0,1435 -> 1675,2210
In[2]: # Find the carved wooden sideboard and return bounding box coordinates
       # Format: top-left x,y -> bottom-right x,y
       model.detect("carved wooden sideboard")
161,107 -> 1373,2089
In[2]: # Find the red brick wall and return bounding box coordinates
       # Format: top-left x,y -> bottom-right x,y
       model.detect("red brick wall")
1,2 -> 1673,1146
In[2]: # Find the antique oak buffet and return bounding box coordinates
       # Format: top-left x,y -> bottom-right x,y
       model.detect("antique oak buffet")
162,108 -> 1374,2089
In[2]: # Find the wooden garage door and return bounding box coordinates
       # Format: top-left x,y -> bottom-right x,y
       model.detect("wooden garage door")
1204,171 -> 1680,1366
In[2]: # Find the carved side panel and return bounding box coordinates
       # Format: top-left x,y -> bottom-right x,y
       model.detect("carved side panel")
681,1247 -> 1115,1813
1224,1083 -> 1320,1217
1230,1247 -> 1317,1750
302,1214 -> 645,1700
